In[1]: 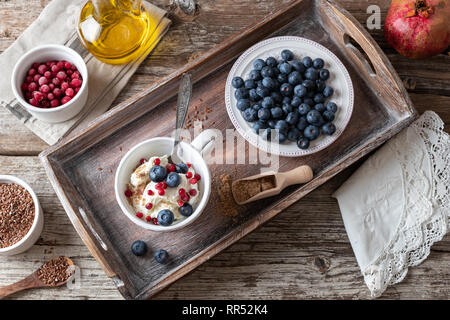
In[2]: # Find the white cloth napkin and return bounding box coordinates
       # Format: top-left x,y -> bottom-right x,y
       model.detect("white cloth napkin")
0,0 -> 170,145
333,111 -> 450,297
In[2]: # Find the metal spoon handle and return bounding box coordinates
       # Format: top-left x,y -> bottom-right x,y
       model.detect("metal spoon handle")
174,73 -> 192,149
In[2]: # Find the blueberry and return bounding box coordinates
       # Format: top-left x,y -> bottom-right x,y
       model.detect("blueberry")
322,122 -> 336,135
280,83 -> 293,97
179,203 -> 193,217
287,128 -> 301,141
281,49 -> 294,61
296,117 -> 308,131
297,137 -> 310,149
258,108 -> 271,120
288,71 -> 303,86
306,91 -> 315,98
265,56 -> 278,67
323,86 -> 334,98
313,58 -> 324,69
282,97 -> 291,105
282,103 -> 293,115
298,103 -> 311,115
166,172 -> 181,188
315,80 -> 325,92
279,62 -> 292,75
253,59 -> 266,70
313,93 -> 325,104
272,67 -> 280,76
322,110 -> 335,122
302,79 -> 315,91
261,96 -> 274,108
277,61 -> 286,74
257,80 -> 264,88
319,69 -> 330,81
243,108 -> 258,122
235,87 -> 249,99
262,77 -> 277,90
304,125 -> 320,140
174,163 -> 188,174
294,84 -> 307,97
261,128 -> 272,140
232,76 -> 244,88
277,132 -> 287,143
244,79 -> 256,89
271,107 -> 283,119
291,60 -> 305,73
236,98 -> 250,111
314,103 -> 326,113
306,109 -> 322,125
305,68 -> 319,80
249,88 -> 260,101
154,249 -> 169,264
253,120 -> 267,133
157,209 -> 174,226
252,103 -> 262,111
302,56 -> 313,68
275,120 -> 289,133
261,66 -> 275,78
256,86 -> 270,98
303,98 -> 314,106
249,69 -> 262,81
277,73 -> 288,84
285,111 -> 299,125
326,102 -> 338,113
271,91 -> 283,103
290,96 -> 302,107
267,119 -> 276,129
131,240 -> 147,256
149,165 -> 167,182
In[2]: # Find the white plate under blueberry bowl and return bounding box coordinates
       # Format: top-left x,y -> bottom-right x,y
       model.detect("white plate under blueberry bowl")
225,36 -> 354,157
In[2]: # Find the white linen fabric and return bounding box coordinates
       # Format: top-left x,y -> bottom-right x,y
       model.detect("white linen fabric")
0,0 -> 170,145
333,111 -> 450,297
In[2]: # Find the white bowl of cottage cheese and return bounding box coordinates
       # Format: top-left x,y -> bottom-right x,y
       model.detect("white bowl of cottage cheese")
115,130 -> 216,231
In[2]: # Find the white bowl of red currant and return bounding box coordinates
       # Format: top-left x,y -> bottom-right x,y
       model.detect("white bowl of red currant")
225,36 -> 354,157
11,44 -> 88,123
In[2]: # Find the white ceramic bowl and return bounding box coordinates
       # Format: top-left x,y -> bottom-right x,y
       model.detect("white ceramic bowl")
225,36 -> 354,157
115,130 -> 217,232
11,44 -> 88,123
0,175 -> 44,256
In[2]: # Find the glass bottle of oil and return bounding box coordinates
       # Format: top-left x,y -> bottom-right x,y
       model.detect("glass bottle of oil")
77,0 -> 155,65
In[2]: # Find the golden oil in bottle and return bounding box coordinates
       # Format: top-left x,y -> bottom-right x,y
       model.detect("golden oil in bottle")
77,0 -> 156,65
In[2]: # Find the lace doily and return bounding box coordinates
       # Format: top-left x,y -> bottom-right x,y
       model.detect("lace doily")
334,111 -> 450,297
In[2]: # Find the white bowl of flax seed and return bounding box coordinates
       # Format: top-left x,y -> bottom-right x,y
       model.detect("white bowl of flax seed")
0,175 -> 43,256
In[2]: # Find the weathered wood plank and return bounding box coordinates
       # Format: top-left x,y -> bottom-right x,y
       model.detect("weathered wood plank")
0,0 -> 449,300
1,0 -> 449,155
1,156 -> 448,299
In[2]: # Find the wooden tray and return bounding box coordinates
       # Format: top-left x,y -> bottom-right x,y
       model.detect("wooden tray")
40,0 -> 415,299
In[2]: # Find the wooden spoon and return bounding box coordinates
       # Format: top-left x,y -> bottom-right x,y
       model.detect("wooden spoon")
0,256 -> 75,299
232,165 -> 313,205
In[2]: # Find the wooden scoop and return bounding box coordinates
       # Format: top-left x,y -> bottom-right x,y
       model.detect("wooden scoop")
0,256 -> 74,299
232,165 -> 313,205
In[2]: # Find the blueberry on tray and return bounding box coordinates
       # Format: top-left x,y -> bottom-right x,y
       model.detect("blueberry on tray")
131,240 -> 147,256
232,49 -> 339,150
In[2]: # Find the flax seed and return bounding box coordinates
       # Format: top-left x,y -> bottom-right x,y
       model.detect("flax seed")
0,183 -> 35,248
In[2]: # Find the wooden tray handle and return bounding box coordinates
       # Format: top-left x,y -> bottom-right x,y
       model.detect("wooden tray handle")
319,0 -> 414,115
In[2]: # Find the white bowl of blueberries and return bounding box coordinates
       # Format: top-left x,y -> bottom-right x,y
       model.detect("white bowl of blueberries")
225,36 -> 354,157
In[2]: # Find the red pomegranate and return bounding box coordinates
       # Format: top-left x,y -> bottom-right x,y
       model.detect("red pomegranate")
384,0 -> 450,59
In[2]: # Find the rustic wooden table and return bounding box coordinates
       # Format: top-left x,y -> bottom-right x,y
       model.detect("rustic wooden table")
0,0 -> 449,300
